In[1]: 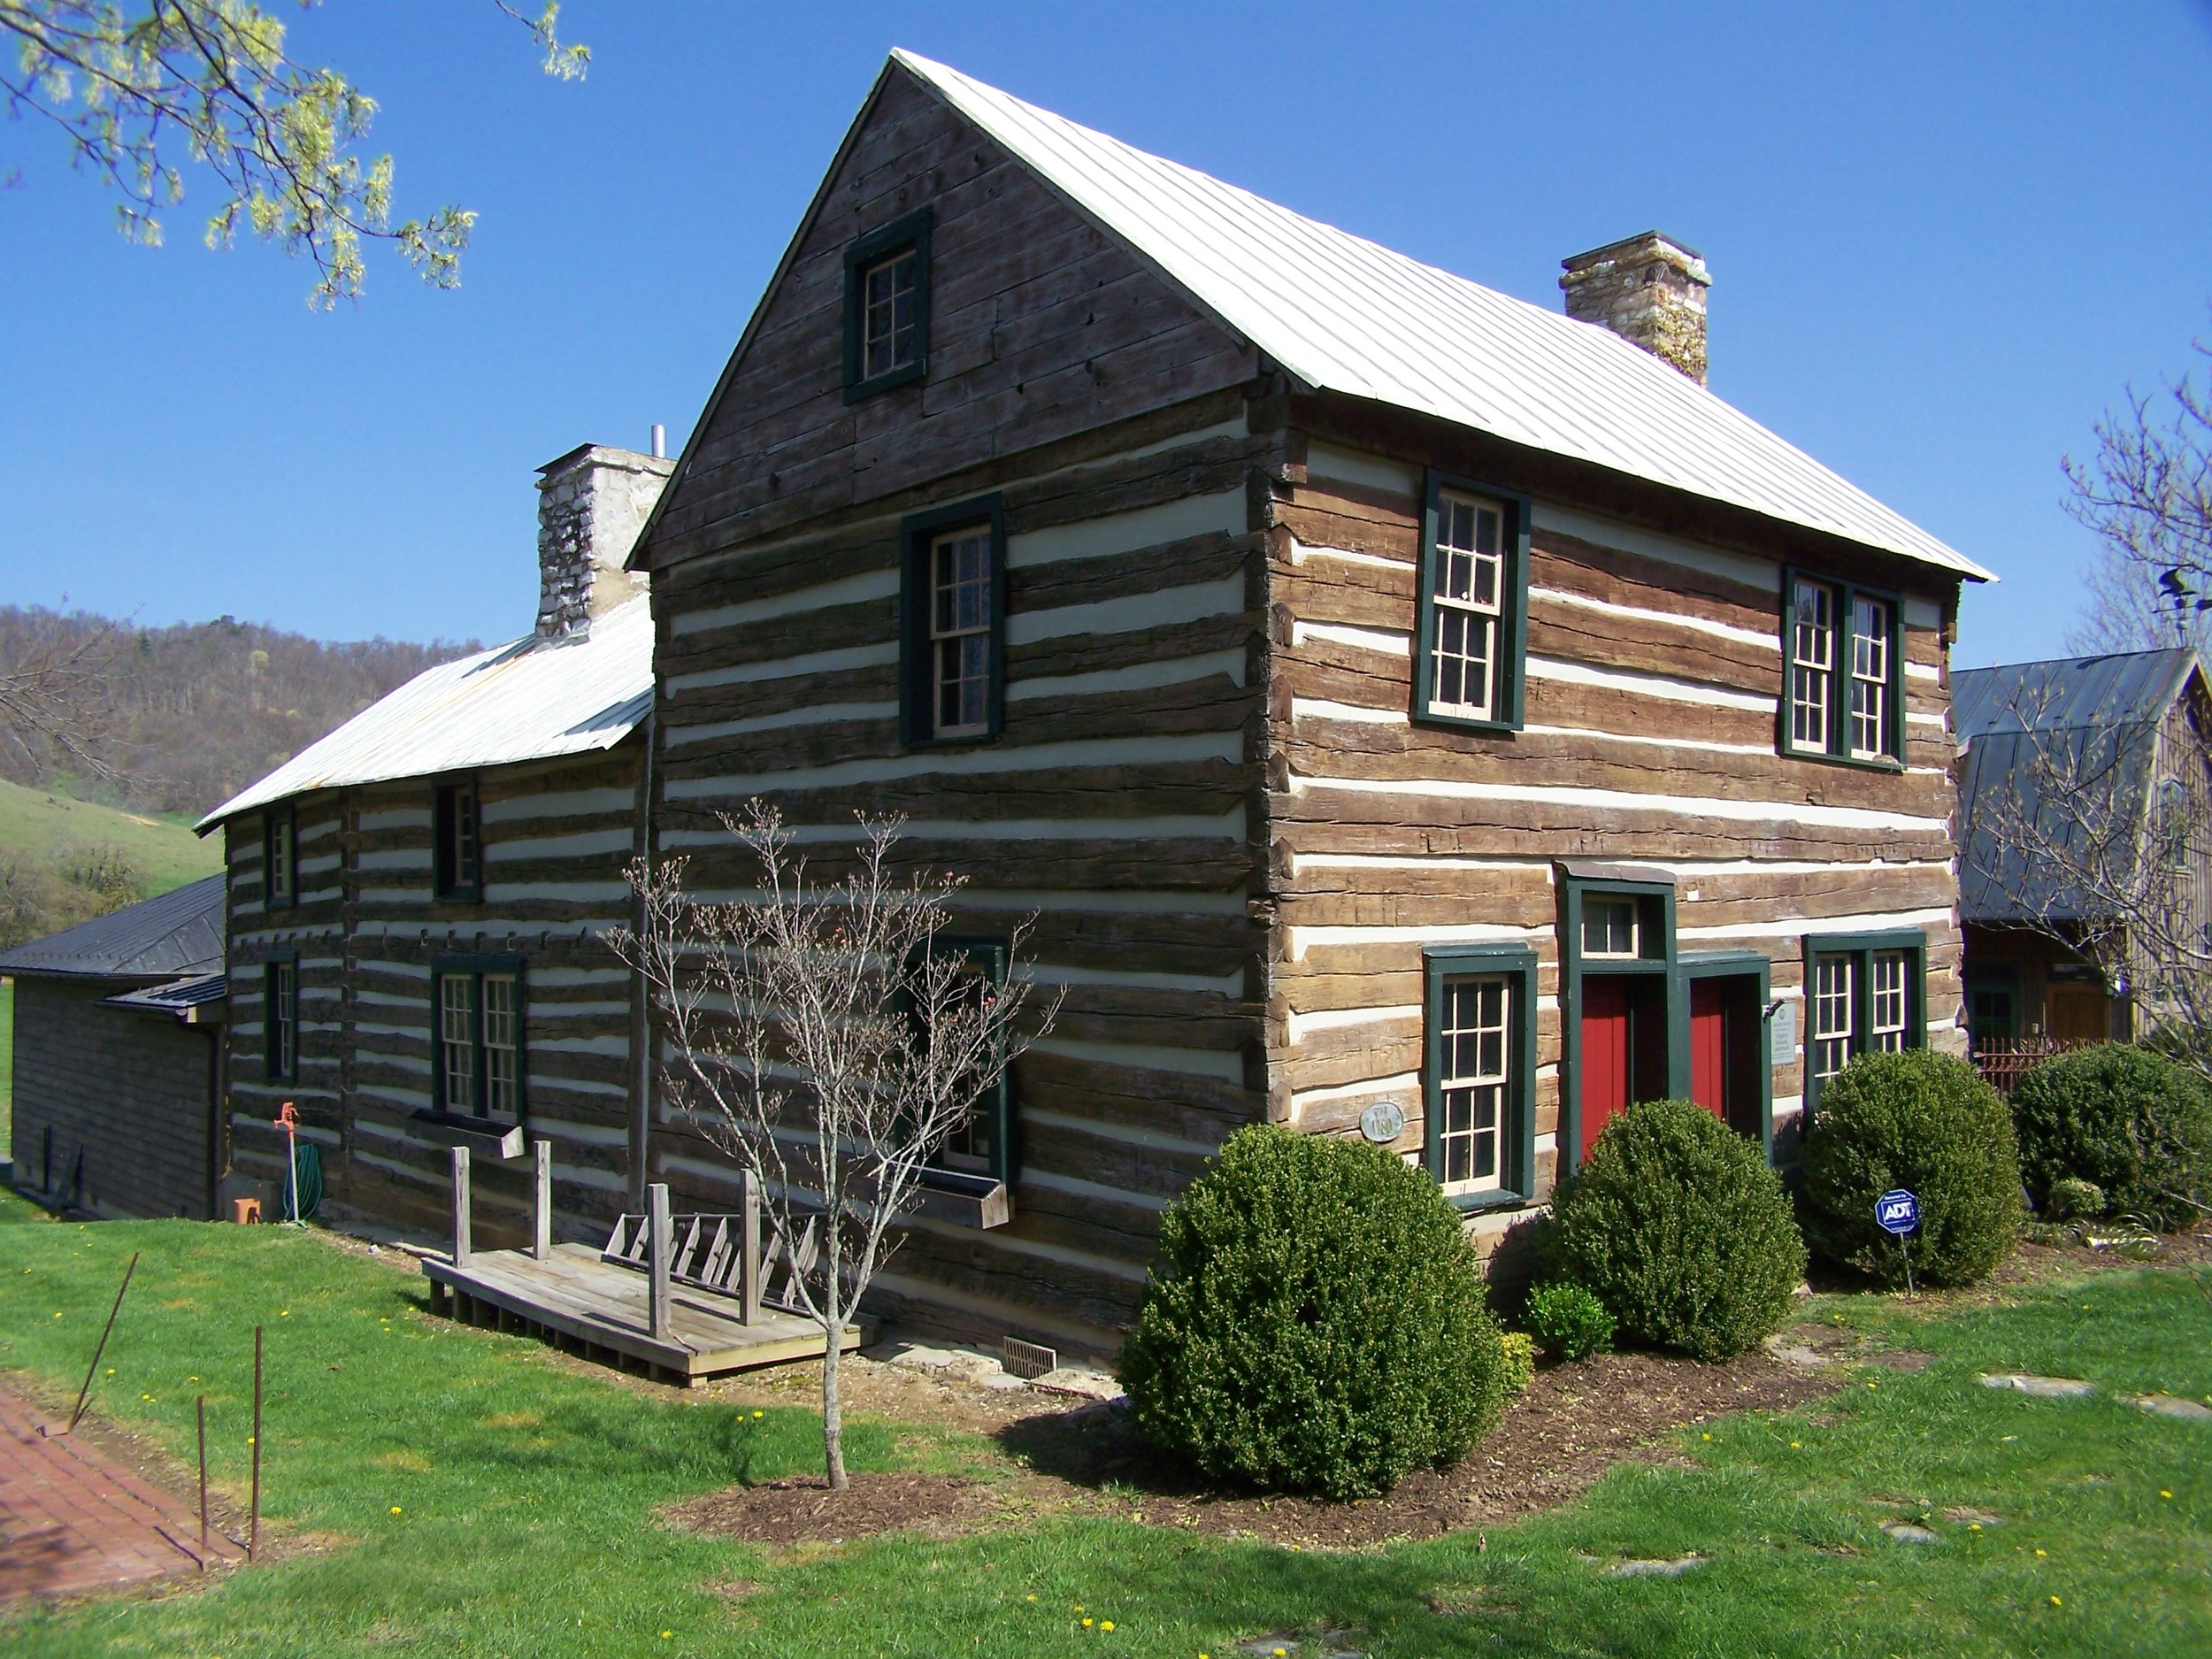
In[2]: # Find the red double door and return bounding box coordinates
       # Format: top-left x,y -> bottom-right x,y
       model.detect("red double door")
1579,977 -> 1732,1158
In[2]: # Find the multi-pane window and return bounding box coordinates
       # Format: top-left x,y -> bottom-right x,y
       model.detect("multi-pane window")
862,248 -> 920,380
1786,574 -> 1901,764
1870,950 -> 1910,1051
265,810 -> 295,909
1807,936 -> 1925,1102
914,939 -> 1013,1186
1790,582 -> 1833,751
931,526 -> 992,738
1849,595 -> 1892,759
436,964 -> 523,1119
1426,491 -> 1505,719
1582,895 -> 1640,959
434,780 -> 481,900
843,208 -> 932,399
265,959 -> 297,1080
1437,976 -> 1509,1190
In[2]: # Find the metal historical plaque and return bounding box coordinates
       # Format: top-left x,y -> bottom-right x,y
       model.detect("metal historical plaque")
1358,1099 -> 1407,1145
1768,1000 -> 1797,1065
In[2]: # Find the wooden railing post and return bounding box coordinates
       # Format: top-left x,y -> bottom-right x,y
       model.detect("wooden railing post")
648,1181 -> 672,1340
450,1147 -> 472,1268
739,1169 -> 761,1326
533,1138 -> 552,1263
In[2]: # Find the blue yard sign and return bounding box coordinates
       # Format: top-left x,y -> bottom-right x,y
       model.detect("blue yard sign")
1876,1188 -> 1921,1236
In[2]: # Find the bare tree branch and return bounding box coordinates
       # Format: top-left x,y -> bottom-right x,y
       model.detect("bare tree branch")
608,804 -> 1061,1488
0,606 -> 125,778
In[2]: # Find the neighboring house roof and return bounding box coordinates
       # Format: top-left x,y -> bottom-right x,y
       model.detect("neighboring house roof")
886,50 -> 1990,583
1955,649 -> 2203,925
198,596 -> 653,830
0,873 -> 226,980
102,972 -> 230,1019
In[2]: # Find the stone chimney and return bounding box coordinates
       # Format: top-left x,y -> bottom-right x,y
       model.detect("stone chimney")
1559,232 -> 1710,384
534,443 -> 674,641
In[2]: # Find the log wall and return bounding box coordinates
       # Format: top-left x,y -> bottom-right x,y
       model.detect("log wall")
223,744 -> 645,1245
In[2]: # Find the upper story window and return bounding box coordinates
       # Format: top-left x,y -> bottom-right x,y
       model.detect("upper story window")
901,496 -> 1004,747
1415,473 -> 1528,733
1784,573 -> 1902,767
434,780 -> 481,902
843,206 -> 933,402
265,808 -> 296,909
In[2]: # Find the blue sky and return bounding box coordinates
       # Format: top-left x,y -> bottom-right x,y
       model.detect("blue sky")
3,1 -> 2208,666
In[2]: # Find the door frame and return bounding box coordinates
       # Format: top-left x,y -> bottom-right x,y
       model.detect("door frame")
1556,864 -> 1678,1176
1675,950 -> 1774,1161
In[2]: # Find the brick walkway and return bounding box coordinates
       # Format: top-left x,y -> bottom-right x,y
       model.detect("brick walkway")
0,1381 -> 242,1605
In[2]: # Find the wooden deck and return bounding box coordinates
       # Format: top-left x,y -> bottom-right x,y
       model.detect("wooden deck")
421,1243 -> 866,1386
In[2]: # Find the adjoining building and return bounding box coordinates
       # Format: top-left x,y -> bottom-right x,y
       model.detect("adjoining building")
196,442 -> 672,1248
1,873 -> 228,1218
1955,648 -> 2211,1052
618,51 -> 1991,1354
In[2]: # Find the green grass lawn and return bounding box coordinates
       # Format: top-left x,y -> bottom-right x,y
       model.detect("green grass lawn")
1,1191 -> 2207,1657
0,777 -> 222,895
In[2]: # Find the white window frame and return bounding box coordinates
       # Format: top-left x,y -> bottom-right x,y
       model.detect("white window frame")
1425,489 -> 1507,721
1811,953 -> 1855,1082
1581,895 -> 1640,960
1791,580 -> 1834,753
1870,949 -> 1909,1052
930,526 -> 993,740
1849,594 -> 1893,762
1436,973 -> 1510,1195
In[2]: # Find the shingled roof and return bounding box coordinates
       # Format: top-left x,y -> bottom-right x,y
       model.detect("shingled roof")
0,872 -> 226,981
881,50 -> 1989,582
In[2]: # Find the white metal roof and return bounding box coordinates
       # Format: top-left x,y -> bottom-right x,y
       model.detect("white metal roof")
198,597 -> 653,830
895,50 -> 1991,583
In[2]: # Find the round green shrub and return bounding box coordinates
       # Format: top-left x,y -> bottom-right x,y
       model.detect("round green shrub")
1498,1331 -> 1537,1397
2047,1175 -> 2107,1223
1547,1100 -> 1807,1361
1801,1049 -> 2023,1286
1524,1280 -> 1614,1361
2010,1043 -> 2212,1231
1117,1125 -> 1507,1499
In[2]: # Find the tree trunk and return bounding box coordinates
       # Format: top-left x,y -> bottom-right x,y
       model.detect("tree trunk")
823,1234 -> 847,1490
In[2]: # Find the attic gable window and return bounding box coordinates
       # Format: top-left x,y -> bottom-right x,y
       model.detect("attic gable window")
1783,572 -> 1902,766
843,206 -> 933,402
1415,473 -> 1529,733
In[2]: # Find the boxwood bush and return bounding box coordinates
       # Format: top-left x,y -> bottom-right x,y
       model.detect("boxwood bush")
1801,1048 -> 2022,1285
1118,1124 -> 1507,1499
2010,1042 -> 2212,1231
1546,1099 -> 1806,1361
1525,1280 -> 1614,1361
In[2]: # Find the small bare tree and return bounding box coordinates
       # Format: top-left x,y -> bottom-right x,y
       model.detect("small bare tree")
609,803 -> 1057,1487
0,610 -> 125,780
2064,335 -> 2212,655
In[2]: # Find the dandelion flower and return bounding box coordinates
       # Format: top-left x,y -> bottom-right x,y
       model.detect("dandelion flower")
661,1632 -> 672,1640
390,1506 -> 403,1515
1970,1524 -> 1982,1532
1075,1606 -> 1085,1615
1866,1381 -> 1878,1389
1025,1594 -> 1037,1603
2161,1490 -> 2172,1499
1790,1441 -> 1801,1448
2035,1548 -> 2047,1557
1083,1618 -> 1094,1629
106,1368 -> 116,1376
1101,1622 -> 1114,1632
280,1310 -> 290,1317
1701,1432 -> 1711,1441
752,1410 -> 764,1419
2050,1596 -> 2062,1608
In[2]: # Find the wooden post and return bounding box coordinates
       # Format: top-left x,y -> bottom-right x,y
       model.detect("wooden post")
450,1146 -> 472,1268
648,1181 -> 672,1341
249,1325 -> 263,1563
533,1138 -> 552,1263
196,1394 -> 209,1548
739,1169 -> 761,1326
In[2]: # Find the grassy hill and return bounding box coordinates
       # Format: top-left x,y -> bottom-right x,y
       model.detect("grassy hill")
0,778 -> 224,1156
0,776 -> 222,893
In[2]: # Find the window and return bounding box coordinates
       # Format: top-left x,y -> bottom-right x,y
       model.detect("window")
930,526 -> 993,737
900,496 -> 1005,746
1783,572 -> 1902,765
1415,474 -> 1528,732
1804,932 -> 1927,1106
434,780 -> 481,901
265,809 -> 296,910
265,958 -> 297,1081
842,206 -> 933,401
1581,895 -> 1640,959
913,938 -> 1015,1187
1423,945 -> 1538,1204
434,959 -> 525,1120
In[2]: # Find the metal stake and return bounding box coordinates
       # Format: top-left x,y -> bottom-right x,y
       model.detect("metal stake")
249,1325 -> 263,1563
196,1394 -> 209,1548
67,1250 -> 140,1433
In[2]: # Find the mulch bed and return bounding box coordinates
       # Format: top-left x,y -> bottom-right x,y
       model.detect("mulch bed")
997,1348 -> 1846,1549
664,1472 -> 1014,1548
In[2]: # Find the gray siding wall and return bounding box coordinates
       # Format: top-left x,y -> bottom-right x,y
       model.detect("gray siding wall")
10,975 -> 216,1218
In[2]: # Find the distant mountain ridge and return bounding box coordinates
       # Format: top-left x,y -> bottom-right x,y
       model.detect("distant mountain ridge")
0,605 -> 481,818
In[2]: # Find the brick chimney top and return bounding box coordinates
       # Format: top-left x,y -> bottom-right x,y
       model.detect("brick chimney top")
1559,231 -> 1710,384
534,444 -> 673,641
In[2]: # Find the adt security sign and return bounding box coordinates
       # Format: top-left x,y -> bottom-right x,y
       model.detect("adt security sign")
1876,1188 -> 1921,1236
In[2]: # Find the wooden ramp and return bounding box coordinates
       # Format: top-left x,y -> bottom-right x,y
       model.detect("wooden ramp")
422,1243 -> 866,1386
